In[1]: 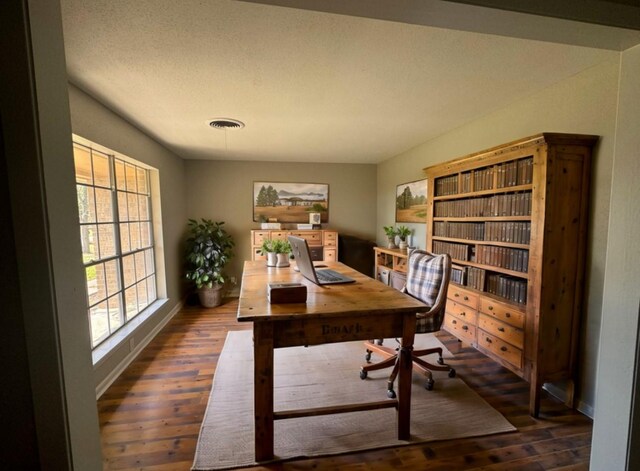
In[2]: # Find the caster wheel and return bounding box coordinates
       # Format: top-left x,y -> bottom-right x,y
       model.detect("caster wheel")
425,379 -> 434,391
448,368 -> 456,378
365,350 -> 372,362
387,389 -> 396,399
376,339 -> 383,346
437,357 -> 444,365
359,369 -> 368,380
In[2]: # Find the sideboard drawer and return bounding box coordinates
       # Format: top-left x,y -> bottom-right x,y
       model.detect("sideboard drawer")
289,230 -> 322,245
323,231 -> 337,246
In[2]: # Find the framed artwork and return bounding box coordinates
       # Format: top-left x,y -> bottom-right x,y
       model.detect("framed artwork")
396,179 -> 428,223
253,182 -> 329,223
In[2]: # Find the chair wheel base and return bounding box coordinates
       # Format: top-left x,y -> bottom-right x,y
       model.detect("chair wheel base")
365,350 -> 372,362
359,369 -> 368,380
448,368 -> 456,378
425,378 -> 435,391
437,357 -> 444,365
387,389 -> 396,399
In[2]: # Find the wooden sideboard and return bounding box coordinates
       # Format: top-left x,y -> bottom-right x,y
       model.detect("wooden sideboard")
250,229 -> 338,262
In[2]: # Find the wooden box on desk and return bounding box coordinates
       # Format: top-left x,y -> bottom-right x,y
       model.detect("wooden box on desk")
267,283 -> 307,304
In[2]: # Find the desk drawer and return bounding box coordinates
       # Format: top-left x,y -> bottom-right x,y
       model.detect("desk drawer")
444,313 -> 476,345
480,298 -> 525,329
478,330 -> 523,370
448,285 -> 478,308
478,314 -> 523,349
323,247 -> 337,262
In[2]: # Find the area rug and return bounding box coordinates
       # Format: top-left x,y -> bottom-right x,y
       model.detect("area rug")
192,330 -> 515,470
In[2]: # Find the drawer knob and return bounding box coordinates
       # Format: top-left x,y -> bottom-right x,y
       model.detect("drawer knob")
498,327 -> 505,332
486,337 -> 492,343
452,319 -> 457,324
454,293 -> 460,297
462,325 -> 468,331
460,311 -> 466,316
505,312 -> 511,318
500,346 -> 507,352
463,296 -> 469,301
488,305 -> 494,311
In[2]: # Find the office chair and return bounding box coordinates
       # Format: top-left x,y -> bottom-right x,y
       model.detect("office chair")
359,250 -> 454,398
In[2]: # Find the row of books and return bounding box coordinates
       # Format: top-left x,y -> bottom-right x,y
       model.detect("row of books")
433,221 -> 531,245
451,265 -> 528,305
433,221 -> 485,240
487,274 -> 527,305
432,240 -> 471,261
434,157 -> 534,197
484,222 -> 531,245
476,245 -> 529,273
435,174 -> 459,196
433,192 -> 532,218
497,157 -> 533,188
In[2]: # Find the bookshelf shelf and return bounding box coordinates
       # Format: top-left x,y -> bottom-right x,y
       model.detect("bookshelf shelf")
424,133 -> 597,417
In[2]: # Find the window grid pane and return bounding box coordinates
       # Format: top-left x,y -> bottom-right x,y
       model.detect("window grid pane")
75,141 -> 158,349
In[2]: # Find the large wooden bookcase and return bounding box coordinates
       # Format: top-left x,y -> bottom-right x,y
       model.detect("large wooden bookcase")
424,133 -> 597,416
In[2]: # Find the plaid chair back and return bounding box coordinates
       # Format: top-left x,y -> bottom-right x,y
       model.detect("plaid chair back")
405,250 -> 451,334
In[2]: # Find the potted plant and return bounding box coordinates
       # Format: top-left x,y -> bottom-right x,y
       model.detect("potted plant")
383,225 -> 398,249
260,239 -> 291,267
185,219 -> 234,308
397,225 -> 412,252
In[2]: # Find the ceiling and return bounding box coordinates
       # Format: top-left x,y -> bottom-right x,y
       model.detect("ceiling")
60,0 -> 637,164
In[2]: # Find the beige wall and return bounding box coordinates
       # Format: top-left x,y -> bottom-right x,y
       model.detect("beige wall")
591,44 -> 640,470
68,85 -> 187,388
185,160 -> 377,284
377,57 -> 621,414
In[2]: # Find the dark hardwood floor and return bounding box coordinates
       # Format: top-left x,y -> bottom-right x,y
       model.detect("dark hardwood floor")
98,298 -> 592,470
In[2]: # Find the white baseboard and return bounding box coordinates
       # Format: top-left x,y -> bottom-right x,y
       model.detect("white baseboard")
543,382 -> 594,419
95,300 -> 183,398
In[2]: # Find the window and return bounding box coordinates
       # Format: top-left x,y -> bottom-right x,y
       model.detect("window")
73,140 -> 157,348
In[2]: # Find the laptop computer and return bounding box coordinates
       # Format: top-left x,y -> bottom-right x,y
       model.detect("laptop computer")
288,235 -> 355,285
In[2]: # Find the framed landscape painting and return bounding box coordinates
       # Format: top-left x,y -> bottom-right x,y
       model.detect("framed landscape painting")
396,179 -> 428,223
253,182 -> 329,223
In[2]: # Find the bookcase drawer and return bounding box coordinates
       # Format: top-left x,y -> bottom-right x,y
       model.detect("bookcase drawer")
478,314 -> 523,349
444,313 -> 476,345
448,285 -> 478,309
447,300 -> 477,324
478,330 -> 523,370
480,298 -> 525,329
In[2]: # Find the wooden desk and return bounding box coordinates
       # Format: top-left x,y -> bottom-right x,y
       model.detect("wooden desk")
237,260 -> 425,462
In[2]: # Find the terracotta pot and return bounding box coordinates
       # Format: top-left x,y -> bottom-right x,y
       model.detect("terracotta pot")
198,284 -> 224,308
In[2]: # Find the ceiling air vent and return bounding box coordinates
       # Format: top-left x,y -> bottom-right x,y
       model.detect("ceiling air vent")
208,118 -> 245,130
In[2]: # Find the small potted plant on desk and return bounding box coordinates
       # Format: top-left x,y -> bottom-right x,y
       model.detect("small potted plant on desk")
397,225 -> 412,252
260,239 -> 292,267
185,219 -> 234,308
383,225 -> 398,249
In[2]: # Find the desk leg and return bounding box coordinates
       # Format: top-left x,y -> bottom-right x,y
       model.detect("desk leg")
254,322 -> 274,461
397,312 -> 415,440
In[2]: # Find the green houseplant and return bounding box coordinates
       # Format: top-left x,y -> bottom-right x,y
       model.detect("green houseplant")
383,225 -> 398,249
260,239 -> 291,267
185,219 -> 234,307
397,225 -> 412,251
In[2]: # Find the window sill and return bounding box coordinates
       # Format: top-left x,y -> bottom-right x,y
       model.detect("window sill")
92,298 -> 169,367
